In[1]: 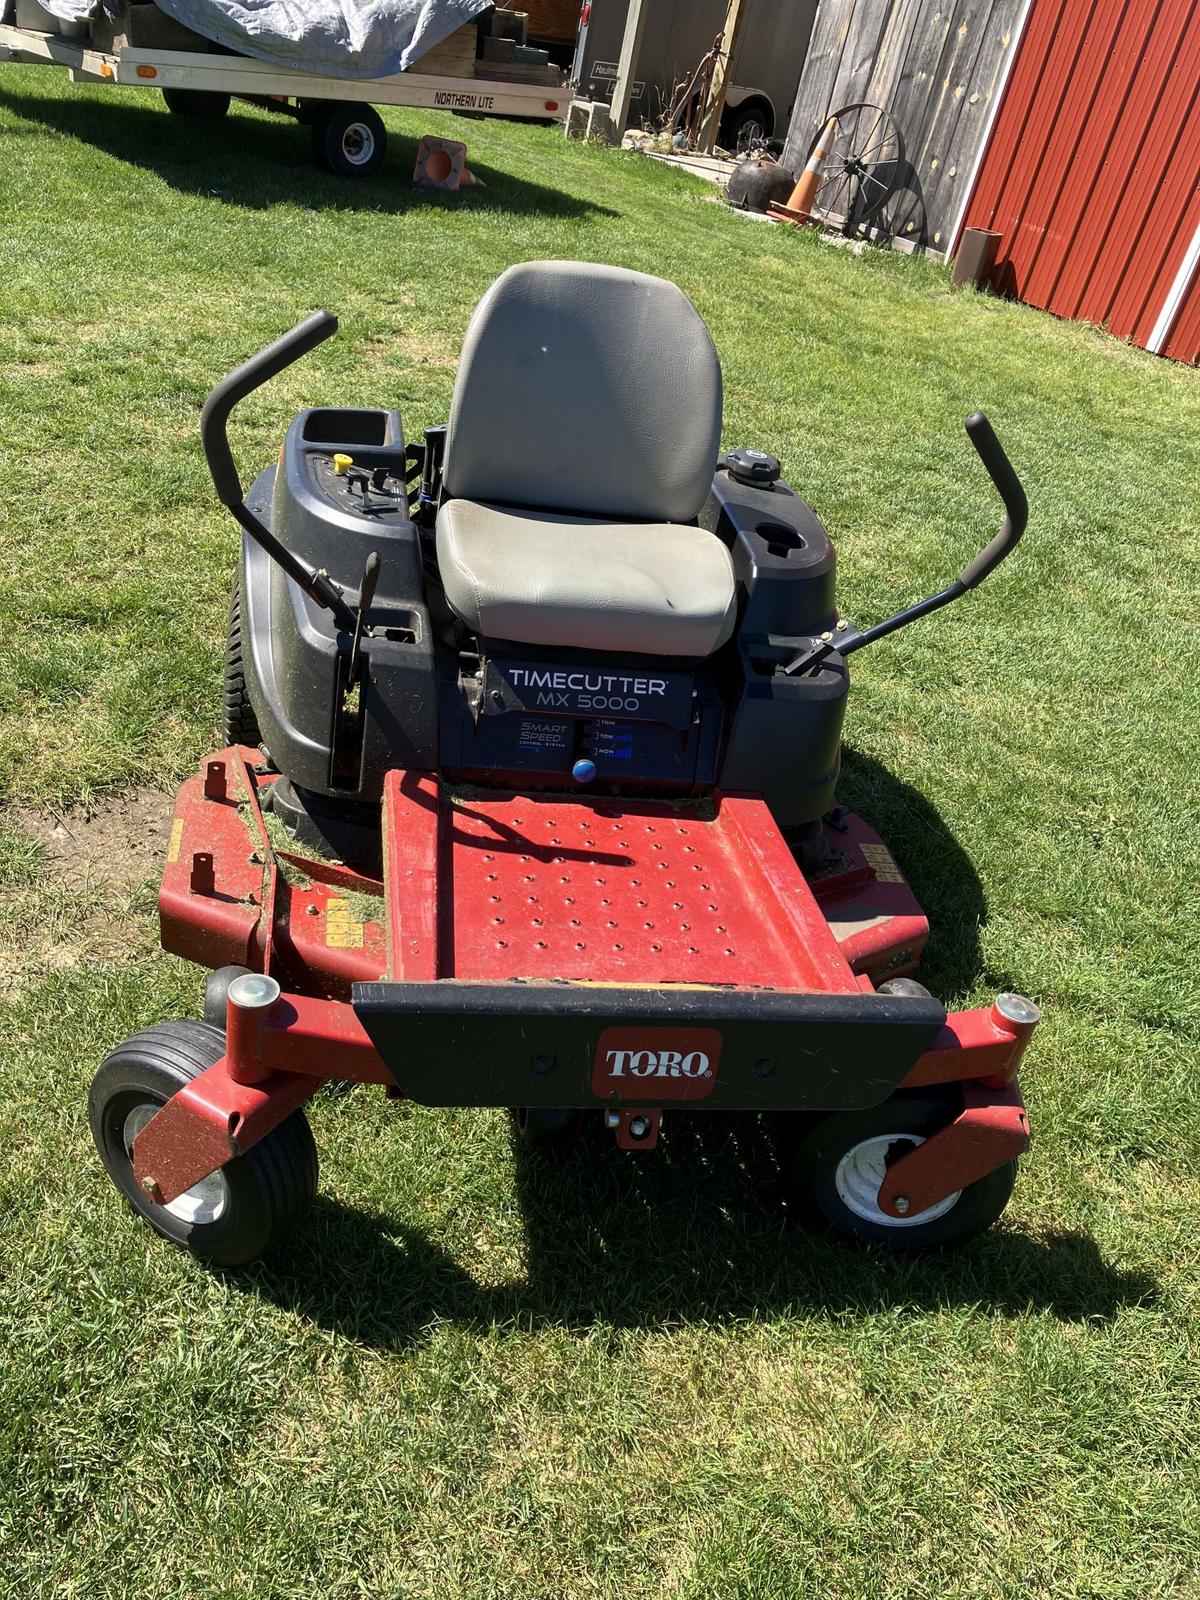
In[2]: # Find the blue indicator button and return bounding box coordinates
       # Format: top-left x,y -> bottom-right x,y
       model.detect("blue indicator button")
571,758 -> 597,785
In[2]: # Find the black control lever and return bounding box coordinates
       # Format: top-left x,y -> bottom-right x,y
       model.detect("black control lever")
347,552 -> 381,685
783,412 -> 1028,676
200,311 -> 358,635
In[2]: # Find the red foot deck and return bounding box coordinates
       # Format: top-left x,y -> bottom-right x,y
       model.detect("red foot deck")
382,774 -> 860,994
154,753 -> 1033,1115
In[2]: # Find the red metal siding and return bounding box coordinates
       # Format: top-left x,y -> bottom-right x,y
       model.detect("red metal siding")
963,0 -> 1200,356
1162,271 -> 1200,363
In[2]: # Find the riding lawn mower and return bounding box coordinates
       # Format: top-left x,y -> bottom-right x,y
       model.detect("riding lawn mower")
88,261 -> 1038,1267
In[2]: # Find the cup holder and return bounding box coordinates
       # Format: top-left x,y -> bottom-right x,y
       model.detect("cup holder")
758,522 -> 806,559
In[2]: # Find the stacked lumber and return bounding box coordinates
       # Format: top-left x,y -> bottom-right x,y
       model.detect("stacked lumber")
411,20 -> 479,78
476,8 -> 563,86
506,0 -> 579,45
409,10 -> 566,88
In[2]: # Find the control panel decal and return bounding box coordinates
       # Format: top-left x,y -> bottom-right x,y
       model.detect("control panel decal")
483,658 -> 694,728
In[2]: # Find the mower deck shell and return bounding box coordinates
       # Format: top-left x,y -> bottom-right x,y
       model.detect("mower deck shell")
142,748 -> 1035,1211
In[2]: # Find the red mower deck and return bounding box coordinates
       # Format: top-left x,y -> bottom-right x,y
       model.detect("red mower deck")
135,748 -> 1035,1214
383,775 -> 861,990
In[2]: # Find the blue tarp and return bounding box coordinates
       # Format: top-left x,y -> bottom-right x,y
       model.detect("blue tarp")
38,0 -> 490,80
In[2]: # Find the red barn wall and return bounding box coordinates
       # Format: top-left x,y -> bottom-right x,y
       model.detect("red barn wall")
960,0 -> 1200,359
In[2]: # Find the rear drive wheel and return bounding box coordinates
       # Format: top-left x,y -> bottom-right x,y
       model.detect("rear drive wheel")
222,575 -> 261,748
89,1020 -> 318,1267
787,1090 -> 1016,1250
312,103 -> 387,178
163,87 -> 231,119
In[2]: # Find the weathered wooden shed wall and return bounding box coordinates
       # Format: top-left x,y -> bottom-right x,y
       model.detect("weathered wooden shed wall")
782,0 -> 1027,254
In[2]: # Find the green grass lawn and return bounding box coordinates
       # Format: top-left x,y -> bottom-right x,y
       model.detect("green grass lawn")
2,66 -> 1200,1600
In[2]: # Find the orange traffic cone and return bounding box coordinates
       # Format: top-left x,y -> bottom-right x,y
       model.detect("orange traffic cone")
769,113 -> 839,225
414,135 -> 469,191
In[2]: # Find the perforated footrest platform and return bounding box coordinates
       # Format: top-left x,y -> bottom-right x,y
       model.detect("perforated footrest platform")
353,774 -> 947,1110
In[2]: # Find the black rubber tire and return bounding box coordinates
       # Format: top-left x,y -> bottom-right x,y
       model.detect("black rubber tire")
222,576 -> 261,749
512,1106 -> 582,1148
89,1020 -> 318,1267
163,88 -> 231,120
203,964 -> 252,1027
721,100 -> 773,153
787,1089 -> 1017,1251
311,103 -> 387,178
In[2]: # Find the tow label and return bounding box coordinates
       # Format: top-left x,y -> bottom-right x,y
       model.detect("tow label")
432,91 -> 497,110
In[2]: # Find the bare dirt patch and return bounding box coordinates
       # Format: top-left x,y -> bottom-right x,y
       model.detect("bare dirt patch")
11,788 -> 173,894
2,789 -> 174,998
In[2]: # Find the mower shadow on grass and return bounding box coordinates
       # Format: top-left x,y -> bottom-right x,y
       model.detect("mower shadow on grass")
245,1111 -> 1157,1351
0,92 -> 615,219
235,752 -> 1134,1346
836,746 -> 999,1000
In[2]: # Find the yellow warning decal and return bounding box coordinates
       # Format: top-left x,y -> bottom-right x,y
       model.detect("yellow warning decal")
166,817 -> 184,864
325,896 -> 364,949
861,842 -> 904,884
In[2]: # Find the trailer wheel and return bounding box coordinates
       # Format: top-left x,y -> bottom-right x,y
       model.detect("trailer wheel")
163,88 -> 231,120
312,103 -> 387,178
787,1090 -> 1016,1251
721,98 -> 773,154
222,575 -> 262,749
89,1020 -> 318,1268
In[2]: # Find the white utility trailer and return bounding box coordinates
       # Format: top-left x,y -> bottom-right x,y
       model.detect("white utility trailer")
0,20 -> 568,176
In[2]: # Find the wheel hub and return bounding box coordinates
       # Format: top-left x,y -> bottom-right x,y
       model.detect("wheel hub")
834,1133 -> 960,1227
123,1104 -> 230,1225
343,124 -> 375,165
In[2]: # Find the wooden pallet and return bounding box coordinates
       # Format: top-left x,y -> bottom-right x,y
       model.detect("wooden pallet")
476,61 -> 565,87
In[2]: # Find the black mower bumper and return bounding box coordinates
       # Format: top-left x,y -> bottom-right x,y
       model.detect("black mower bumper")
351,981 -> 948,1112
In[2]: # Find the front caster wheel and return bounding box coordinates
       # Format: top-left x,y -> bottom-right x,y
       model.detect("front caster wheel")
511,1106 -> 582,1148
89,1020 -> 318,1267
787,1090 -> 1016,1251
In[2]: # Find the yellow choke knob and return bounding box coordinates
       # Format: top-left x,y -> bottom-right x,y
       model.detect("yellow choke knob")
332,452 -> 353,476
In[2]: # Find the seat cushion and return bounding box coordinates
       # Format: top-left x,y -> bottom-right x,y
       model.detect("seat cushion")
443,261 -> 723,524
436,498 -> 738,658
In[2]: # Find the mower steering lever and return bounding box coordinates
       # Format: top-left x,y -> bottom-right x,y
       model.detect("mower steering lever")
201,311 -> 359,636
202,311 -> 338,509
783,411 -> 1027,675
958,411 -> 1028,589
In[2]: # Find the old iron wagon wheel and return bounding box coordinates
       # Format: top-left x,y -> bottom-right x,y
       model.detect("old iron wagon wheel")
808,102 -> 904,235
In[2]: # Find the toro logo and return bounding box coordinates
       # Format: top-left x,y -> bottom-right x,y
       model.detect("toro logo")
593,1026 -> 722,1102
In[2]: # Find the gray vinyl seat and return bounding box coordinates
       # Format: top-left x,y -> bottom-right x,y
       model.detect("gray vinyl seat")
436,261 -> 737,658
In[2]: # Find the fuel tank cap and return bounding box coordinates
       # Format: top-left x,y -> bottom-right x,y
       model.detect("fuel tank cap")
724,447 -> 782,487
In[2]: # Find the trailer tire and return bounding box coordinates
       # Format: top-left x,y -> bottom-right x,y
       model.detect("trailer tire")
222,575 -> 262,749
312,103 -> 387,178
89,1020 -> 318,1268
163,88 -> 231,120
786,1089 -> 1017,1251
721,98 -> 773,154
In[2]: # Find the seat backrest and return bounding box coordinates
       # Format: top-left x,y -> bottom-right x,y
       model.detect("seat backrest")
442,260 -> 723,523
